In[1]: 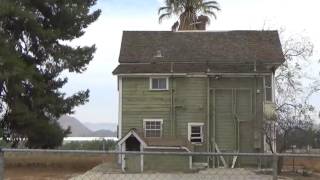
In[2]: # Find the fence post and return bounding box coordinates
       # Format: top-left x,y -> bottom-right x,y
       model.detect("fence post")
0,148 -> 4,180
272,153 -> 278,180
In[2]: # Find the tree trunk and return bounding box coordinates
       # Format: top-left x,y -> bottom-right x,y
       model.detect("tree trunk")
178,11 -> 197,30
277,137 -> 287,174
277,156 -> 284,174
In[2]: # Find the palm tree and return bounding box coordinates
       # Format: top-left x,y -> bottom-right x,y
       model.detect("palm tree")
158,0 -> 220,31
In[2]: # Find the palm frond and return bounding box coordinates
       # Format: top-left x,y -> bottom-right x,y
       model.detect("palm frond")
159,12 -> 172,23
203,10 -> 217,19
158,6 -> 171,14
158,0 -> 221,29
204,5 -> 221,11
164,0 -> 176,7
202,1 -> 219,6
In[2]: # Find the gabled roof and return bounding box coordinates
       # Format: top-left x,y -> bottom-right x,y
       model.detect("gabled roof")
118,31 -> 284,64
117,129 -> 147,147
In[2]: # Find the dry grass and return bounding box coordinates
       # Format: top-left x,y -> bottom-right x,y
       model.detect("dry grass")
4,152 -> 116,179
283,157 -> 320,173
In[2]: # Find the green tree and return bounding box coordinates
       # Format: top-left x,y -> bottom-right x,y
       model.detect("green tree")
158,0 -> 220,31
0,0 -> 101,148
60,140 -> 116,151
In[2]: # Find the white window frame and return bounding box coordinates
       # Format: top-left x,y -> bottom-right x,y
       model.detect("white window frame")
143,119 -> 163,138
188,123 -> 204,144
263,74 -> 273,102
149,77 -> 169,90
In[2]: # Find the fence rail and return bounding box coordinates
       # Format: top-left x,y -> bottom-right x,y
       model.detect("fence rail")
1,148 -> 320,180
3,148 -> 320,157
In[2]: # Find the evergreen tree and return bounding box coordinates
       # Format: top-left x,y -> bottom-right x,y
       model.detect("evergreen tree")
0,0 -> 100,148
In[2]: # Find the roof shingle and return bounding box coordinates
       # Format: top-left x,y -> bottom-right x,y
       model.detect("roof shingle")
118,31 -> 284,64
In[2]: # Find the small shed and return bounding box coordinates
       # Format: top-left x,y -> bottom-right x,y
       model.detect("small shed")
118,130 -> 146,172
118,129 -> 192,173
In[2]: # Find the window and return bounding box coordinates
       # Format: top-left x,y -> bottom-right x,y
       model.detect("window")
150,77 -> 168,90
144,119 -> 163,137
264,75 -> 272,101
188,123 -> 204,144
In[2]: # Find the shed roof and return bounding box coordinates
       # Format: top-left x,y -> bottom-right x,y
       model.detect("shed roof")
118,129 -> 193,151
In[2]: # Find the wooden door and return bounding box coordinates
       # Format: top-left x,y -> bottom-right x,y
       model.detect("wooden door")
214,89 -> 236,151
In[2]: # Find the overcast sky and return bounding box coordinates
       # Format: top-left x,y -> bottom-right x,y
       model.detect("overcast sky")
62,0 -> 320,124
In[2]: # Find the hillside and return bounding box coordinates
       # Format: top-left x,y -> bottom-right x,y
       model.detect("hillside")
58,115 -> 116,137
59,115 -> 92,137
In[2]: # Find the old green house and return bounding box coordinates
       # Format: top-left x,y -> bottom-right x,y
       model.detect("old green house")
113,31 -> 284,172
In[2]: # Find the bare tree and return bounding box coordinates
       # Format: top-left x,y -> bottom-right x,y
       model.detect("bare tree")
263,30 -> 320,173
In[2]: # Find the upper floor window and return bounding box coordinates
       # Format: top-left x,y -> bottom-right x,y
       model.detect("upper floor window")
150,77 -> 168,90
144,119 -> 163,138
264,75 -> 273,101
188,123 -> 204,144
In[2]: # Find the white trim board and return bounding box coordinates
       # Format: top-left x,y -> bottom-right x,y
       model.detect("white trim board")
143,119 -> 163,138
149,77 -> 169,90
188,123 -> 204,144
118,77 -> 122,139
117,130 -> 147,147
116,72 -> 273,77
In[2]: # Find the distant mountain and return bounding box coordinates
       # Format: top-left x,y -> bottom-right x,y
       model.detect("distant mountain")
58,115 -> 117,137
84,122 -> 117,132
59,115 -> 92,137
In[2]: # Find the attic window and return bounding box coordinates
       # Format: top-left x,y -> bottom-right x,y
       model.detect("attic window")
188,123 -> 204,144
150,77 -> 168,90
154,50 -> 163,58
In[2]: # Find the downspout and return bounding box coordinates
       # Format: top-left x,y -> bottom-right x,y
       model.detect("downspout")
206,76 -> 211,164
212,82 -> 216,167
254,75 -> 262,168
233,89 -> 239,152
171,77 -> 175,136
271,71 -> 276,152
254,76 -> 259,151
170,62 -> 175,137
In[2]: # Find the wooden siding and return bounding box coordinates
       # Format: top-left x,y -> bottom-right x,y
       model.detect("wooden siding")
214,89 -> 235,151
144,154 -> 189,171
210,78 -> 259,153
236,89 -> 254,152
121,76 -> 265,155
175,77 -> 208,152
122,77 -> 171,137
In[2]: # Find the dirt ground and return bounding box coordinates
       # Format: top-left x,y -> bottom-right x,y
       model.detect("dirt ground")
5,166 -> 82,180
3,152 -> 116,180
280,172 -> 320,180
5,166 -> 320,180
3,153 -> 320,180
